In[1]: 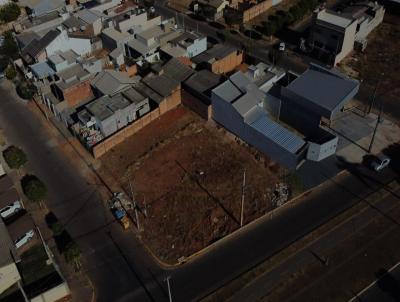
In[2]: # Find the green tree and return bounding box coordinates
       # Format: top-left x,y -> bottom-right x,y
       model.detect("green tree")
0,3 -> 21,23
263,21 -> 278,37
3,145 -> 27,169
51,222 -> 64,237
16,82 -> 35,100
21,175 -> 47,205
64,241 -> 82,271
5,65 -> 16,79
1,31 -> 19,60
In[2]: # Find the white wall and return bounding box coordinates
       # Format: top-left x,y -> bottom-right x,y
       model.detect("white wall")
46,31 -> 92,57
306,136 -> 338,161
0,263 -> 21,295
69,37 -> 92,56
91,0 -> 121,12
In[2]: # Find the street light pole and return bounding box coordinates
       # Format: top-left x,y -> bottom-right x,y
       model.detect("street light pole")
165,276 -> 173,302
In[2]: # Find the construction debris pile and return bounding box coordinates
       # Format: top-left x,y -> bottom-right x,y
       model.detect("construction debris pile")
270,183 -> 290,207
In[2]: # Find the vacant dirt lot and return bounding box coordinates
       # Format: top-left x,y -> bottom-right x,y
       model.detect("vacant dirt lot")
99,107 -> 287,264
339,13 -> 400,121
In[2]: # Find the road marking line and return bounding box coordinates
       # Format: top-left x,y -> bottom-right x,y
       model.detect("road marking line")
348,261 -> 400,301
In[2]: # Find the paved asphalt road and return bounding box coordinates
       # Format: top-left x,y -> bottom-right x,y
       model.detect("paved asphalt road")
350,262 -> 400,302
154,1 -> 309,74
1,80 -> 399,302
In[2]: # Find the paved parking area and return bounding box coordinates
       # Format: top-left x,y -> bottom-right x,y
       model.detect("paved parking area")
296,110 -> 400,189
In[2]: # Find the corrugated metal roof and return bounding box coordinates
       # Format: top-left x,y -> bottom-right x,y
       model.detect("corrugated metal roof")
250,114 -> 305,153
287,64 -> 359,114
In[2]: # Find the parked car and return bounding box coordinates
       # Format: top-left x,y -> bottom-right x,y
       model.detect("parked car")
279,42 -> 286,52
0,200 -> 22,219
14,229 -> 35,249
371,154 -> 391,172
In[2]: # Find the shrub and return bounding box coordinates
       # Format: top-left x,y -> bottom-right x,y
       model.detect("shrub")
5,65 -> 16,79
16,82 -> 35,100
0,3 -> 21,23
3,145 -> 27,169
21,175 -> 47,203
64,241 -> 82,271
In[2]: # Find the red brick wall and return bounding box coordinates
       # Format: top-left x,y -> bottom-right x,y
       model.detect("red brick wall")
92,87 -> 182,158
211,50 -> 244,74
62,80 -> 94,108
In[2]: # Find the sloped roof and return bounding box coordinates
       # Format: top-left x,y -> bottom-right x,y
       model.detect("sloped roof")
212,80 -> 242,103
92,70 -> 138,96
143,74 -> 179,97
76,9 -> 103,24
249,110 -> 306,153
23,29 -> 60,58
184,69 -> 222,95
31,62 -> 55,79
286,64 -> 359,118
162,58 -> 195,82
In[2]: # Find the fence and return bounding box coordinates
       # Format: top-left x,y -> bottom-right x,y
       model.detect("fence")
242,0 -> 273,23
92,109 -> 161,158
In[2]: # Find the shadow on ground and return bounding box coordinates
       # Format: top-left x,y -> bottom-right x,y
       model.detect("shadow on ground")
376,268 -> 400,301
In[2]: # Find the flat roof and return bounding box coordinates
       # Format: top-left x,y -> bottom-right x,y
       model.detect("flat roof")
102,27 -> 130,41
317,9 -> 354,28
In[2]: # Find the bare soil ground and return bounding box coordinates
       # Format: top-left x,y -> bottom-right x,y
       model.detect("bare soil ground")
339,13 -> 400,121
99,107 -> 287,264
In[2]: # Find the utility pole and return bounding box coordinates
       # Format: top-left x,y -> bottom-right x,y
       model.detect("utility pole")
143,195 -> 148,217
368,98 -> 383,153
165,276 -> 173,302
128,170 -> 141,231
368,72 -> 384,114
240,169 -> 246,227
